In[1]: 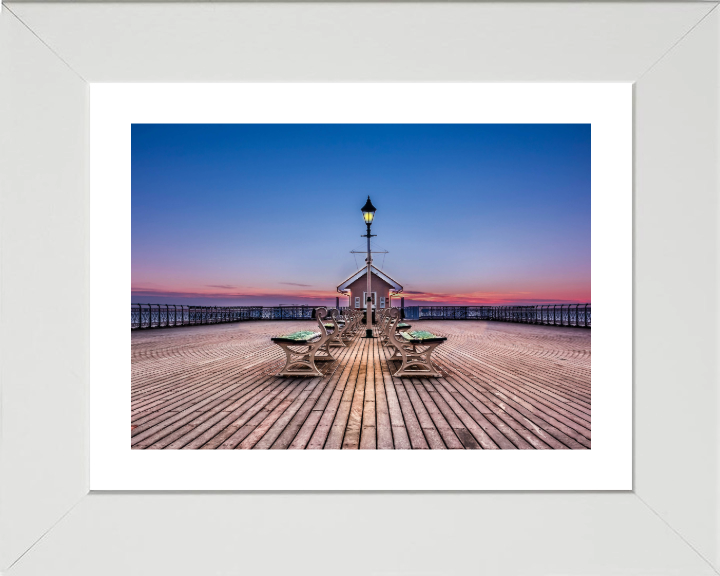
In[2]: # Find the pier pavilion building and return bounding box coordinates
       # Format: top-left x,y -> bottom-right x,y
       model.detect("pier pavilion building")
337,265 -> 403,310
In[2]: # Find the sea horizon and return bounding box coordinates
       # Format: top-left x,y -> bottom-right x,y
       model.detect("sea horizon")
130,298 -> 590,308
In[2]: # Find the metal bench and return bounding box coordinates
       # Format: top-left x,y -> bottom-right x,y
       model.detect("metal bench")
342,308 -> 363,337
323,309 -> 354,348
271,307 -> 335,376
386,308 -> 446,377
377,308 -> 411,344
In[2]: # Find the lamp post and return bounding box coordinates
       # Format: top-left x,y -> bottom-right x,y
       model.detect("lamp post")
361,196 -> 377,338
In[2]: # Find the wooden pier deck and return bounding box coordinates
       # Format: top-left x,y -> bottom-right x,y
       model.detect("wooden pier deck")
131,321 -> 590,449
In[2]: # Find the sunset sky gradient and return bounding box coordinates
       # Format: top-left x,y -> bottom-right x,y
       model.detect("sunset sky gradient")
132,124 -> 590,306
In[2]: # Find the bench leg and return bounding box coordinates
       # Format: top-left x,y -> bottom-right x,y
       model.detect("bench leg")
313,338 -> 336,361
328,328 -> 347,348
393,342 -> 442,377
386,341 -> 406,359
275,342 -> 323,377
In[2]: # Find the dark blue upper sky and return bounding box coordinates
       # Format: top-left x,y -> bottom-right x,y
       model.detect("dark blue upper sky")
132,124 -> 590,306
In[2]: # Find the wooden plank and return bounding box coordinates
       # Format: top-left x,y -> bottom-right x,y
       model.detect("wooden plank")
287,342 -> 358,449
131,319 -> 592,451
376,337 -> 411,449
159,376 -> 285,449
325,336 -> 367,449
422,380 -> 482,450
394,382 -> 430,449
236,381 -> 309,449
432,343 -> 591,447
272,374 -> 339,448
404,379 -> 446,449
307,331 -> 364,449
217,379 -> 305,449
374,337 -> 394,450
342,337 -> 368,449
413,380 -> 463,449
359,336 -> 377,450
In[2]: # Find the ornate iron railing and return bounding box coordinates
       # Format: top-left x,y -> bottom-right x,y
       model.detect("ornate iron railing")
131,303 -> 589,329
131,304 -> 319,329
405,304 -> 590,327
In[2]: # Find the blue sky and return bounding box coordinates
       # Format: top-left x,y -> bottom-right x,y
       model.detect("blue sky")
132,124 -> 590,306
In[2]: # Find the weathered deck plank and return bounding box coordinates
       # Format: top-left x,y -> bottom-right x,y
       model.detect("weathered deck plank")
132,320 -> 590,449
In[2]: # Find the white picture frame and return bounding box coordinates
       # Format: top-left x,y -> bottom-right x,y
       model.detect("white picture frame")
2,2 -> 719,575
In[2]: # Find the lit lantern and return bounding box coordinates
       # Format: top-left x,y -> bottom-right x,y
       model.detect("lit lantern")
361,196 -> 377,225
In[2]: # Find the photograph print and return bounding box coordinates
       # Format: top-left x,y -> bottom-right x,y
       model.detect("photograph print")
131,123 -> 590,451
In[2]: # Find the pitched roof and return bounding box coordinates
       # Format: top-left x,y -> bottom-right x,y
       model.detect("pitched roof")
337,265 -> 403,293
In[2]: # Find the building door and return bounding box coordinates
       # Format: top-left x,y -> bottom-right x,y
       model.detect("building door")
363,292 -> 377,309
